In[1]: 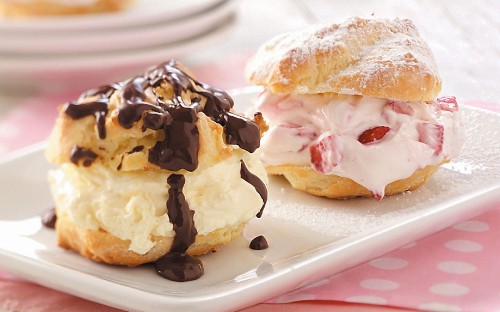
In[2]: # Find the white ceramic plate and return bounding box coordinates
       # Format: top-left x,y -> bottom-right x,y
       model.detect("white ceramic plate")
0,0 -> 239,54
0,0 -> 225,31
0,91 -> 499,312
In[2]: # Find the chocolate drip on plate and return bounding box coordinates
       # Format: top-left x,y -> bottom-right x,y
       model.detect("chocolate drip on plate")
154,253 -> 203,282
155,174 -> 203,282
41,208 -> 57,229
240,160 -> 268,218
250,235 -> 268,250
70,145 -> 98,167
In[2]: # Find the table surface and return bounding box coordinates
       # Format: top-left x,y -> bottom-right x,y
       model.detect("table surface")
0,0 -> 499,311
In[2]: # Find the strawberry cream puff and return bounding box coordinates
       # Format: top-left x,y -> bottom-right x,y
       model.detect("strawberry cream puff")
245,17 -> 463,200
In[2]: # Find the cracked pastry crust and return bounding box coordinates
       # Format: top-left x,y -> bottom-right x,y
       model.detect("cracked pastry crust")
245,17 -> 441,101
46,102 -> 234,173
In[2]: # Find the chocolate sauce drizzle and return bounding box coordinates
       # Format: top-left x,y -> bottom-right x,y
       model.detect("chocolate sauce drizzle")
225,112 -> 261,153
128,145 -> 144,153
148,105 -> 199,172
155,175 -> 203,282
64,84 -> 121,139
70,145 -> 98,167
118,77 -> 164,129
165,175 -> 197,252
64,60 -> 261,171
117,61 -> 260,171
240,160 -> 268,218
61,60 -> 267,282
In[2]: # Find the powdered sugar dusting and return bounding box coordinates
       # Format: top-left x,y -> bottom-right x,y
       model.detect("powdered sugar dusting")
246,16 -> 441,100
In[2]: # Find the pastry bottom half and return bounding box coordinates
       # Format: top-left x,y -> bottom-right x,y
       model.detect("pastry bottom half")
56,211 -> 245,267
266,160 -> 447,199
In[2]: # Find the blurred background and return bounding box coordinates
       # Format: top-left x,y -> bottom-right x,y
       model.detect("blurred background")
2,0 -> 499,95
0,0 -> 498,167
0,0 -> 498,159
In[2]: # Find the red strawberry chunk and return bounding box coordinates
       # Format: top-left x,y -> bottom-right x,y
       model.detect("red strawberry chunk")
387,100 -> 415,116
358,126 -> 391,144
435,96 -> 458,112
417,123 -> 444,155
371,192 -> 383,201
310,133 -> 342,174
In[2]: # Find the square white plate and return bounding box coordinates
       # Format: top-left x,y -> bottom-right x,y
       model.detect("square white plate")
0,91 -> 499,312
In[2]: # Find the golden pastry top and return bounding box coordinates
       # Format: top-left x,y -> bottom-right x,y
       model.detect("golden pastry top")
46,60 -> 262,173
245,17 -> 441,101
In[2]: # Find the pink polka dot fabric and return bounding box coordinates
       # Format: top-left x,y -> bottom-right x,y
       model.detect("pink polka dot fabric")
269,208 -> 500,311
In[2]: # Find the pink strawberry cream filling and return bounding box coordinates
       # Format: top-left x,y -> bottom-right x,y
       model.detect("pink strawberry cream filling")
256,91 -> 464,199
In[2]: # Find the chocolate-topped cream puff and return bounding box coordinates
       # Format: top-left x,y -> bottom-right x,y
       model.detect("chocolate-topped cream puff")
46,60 -> 267,281
245,17 -> 463,200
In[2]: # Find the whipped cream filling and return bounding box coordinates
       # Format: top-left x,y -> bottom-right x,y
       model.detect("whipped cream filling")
257,91 -> 463,198
48,151 -> 267,254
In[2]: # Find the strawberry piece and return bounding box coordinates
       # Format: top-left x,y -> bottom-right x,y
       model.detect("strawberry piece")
310,133 -> 342,174
358,126 -> 391,144
417,123 -> 444,155
435,96 -> 458,112
387,100 -> 415,116
371,192 -> 383,201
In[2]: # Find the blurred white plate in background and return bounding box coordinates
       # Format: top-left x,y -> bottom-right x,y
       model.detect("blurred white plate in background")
0,15 -> 237,92
0,0 -> 241,92
0,0 -> 238,53
0,0 -> 226,31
